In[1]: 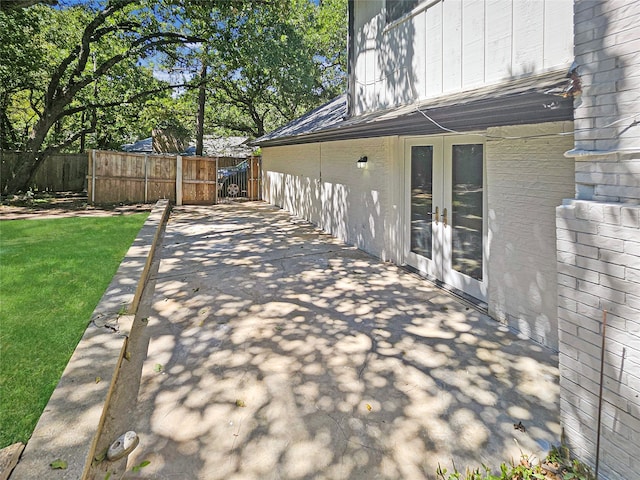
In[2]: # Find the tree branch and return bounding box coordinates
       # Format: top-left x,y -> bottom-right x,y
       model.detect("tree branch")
42,126 -> 94,156
0,0 -> 57,12
51,81 -> 196,123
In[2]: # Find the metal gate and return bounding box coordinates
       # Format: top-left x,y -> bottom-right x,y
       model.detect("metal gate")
217,156 -> 261,201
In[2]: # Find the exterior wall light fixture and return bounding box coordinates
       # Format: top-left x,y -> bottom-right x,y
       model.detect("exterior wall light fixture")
357,156 -> 368,169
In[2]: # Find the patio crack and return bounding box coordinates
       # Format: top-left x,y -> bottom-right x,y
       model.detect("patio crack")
321,409 -> 389,458
357,332 -> 378,380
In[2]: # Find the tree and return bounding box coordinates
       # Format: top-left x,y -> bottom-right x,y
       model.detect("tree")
164,0 -> 347,138
1,0 -> 198,194
1,0 -> 347,194
206,0 -> 347,137
0,5 -> 51,150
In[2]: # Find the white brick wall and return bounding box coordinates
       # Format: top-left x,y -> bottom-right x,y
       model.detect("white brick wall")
557,200 -> 640,480
264,123 -> 576,351
261,137 -> 404,263
572,0 -> 640,203
574,154 -> 640,203
558,3 -> 640,477
487,122 -> 575,349
262,143 -> 323,225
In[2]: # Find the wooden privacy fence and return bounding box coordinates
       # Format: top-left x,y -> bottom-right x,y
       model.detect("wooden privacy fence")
1,152 -> 87,193
87,150 -> 261,205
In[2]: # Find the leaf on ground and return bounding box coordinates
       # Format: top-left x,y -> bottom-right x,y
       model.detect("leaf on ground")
154,363 -> 163,373
50,459 -> 68,469
366,403 -> 372,412
514,421 -> 526,432
235,399 -> 246,407
132,460 -> 151,472
95,376 -> 102,383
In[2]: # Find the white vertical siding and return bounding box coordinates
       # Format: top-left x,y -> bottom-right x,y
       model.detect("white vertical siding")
412,11 -> 427,101
425,2 -> 444,96
442,0 -> 463,92
353,0 -> 574,115
543,0 -> 574,68
512,0 -> 545,75
462,0 -> 485,88
485,0 -> 513,82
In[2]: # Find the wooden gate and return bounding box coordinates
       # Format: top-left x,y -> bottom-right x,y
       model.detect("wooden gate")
179,156 -> 218,205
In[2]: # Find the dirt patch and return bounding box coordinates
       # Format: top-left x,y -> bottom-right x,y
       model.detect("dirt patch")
0,192 -> 153,220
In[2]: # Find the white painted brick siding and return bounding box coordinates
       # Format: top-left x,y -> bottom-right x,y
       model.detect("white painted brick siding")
261,138 -> 403,263
573,0 -> 640,203
264,122 -> 575,351
557,200 -> 640,479
559,3 -> 640,477
487,122 -> 575,349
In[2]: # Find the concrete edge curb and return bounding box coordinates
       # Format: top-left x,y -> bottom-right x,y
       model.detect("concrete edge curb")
9,199 -> 171,480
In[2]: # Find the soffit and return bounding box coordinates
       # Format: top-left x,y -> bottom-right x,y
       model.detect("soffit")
253,70 -> 574,147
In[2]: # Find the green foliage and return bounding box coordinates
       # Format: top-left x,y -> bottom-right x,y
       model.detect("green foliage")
0,213 -> 148,448
165,0 -> 347,137
1,0 -> 346,192
50,459 -> 68,470
435,448 -> 595,480
131,460 -> 151,472
0,5 -> 52,149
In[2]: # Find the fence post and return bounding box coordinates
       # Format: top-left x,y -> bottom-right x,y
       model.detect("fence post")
215,157 -> 219,205
176,155 -> 183,206
144,154 -> 148,203
248,155 -> 261,200
91,150 -> 96,204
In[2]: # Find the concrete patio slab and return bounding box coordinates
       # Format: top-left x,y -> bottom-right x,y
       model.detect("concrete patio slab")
123,202 -> 560,479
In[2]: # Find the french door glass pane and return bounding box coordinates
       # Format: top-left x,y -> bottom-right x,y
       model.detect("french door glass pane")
451,144 -> 483,280
410,146 -> 433,259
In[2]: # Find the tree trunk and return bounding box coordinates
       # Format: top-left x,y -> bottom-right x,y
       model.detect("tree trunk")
4,150 -> 44,194
195,55 -> 207,156
4,113 -> 55,194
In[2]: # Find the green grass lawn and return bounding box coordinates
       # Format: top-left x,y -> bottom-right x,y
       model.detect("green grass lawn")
0,213 -> 148,448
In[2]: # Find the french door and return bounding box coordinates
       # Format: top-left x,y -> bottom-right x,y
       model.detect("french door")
404,136 -> 487,301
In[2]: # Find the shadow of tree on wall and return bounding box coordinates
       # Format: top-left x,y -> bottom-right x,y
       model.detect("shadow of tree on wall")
121,204 -> 560,479
354,2 -> 417,115
559,3 -> 639,480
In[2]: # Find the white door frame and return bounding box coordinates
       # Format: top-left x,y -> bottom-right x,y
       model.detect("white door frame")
403,135 -> 488,303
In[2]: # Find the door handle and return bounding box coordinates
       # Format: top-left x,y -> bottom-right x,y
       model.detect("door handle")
442,207 -> 448,227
